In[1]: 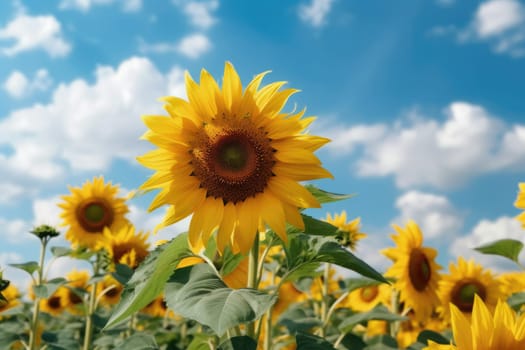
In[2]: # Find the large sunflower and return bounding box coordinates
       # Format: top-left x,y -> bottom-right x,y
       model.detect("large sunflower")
424,295 -> 525,350
59,176 -> 130,249
438,257 -> 503,322
137,62 -> 332,254
325,211 -> 366,251
514,183 -> 525,227
99,224 -> 150,269
382,220 -> 442,321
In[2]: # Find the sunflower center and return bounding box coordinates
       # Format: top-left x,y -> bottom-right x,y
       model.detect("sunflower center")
451,279 -> 487,312
76,199 -> 114,233
408,249 -> 432,292
192,126 -> 275,203
360,286 -> 379,302
105,285 -> 121,298
48,295 -> 61,309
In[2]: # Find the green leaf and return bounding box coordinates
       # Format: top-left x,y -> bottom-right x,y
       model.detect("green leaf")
342,277 -> 384,293
284,235 -> 387,284
218,336 -> 257,350
474,239 -> 524,264
296,332 -> 336,350
339,333 -> 366,350
187,334 -> 217,350
33,278 -> 67,299
277,306 -> 322,333
416,330 -> 451,346
365,335 -> 398,350
114,333 -> 159,350
9,261 -> 39,276
305,185 -> 354,204
112,263 -> 134,285
295,214 -> 339,236
50,246 -> 73,257
104,234 -> 192,329
165,264 -> 277,336
339,305 -> 407,333
508,292 -> 525,311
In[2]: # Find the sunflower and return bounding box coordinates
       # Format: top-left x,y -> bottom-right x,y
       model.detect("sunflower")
39,292 -> 65,316
59,176 -> 130,250
137,62 -> 332,254
438,257 -> 503,322
141,295 -> 176,319
325,211 -> 366,251
343,283 -> 391,312
498,271 -> 525,298
424,295 -> 525,350
382,220 -> 442,321
514,182 -> 525,227
99,224 -> 150,269
59,269 -> 90,315
0,283 -> 20,314
97,275 -> 123,307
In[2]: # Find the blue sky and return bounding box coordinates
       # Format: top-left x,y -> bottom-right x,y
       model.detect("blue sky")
1,0 -> 525,287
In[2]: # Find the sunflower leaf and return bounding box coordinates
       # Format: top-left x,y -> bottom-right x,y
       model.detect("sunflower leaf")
218,336 -> 257,350
165,263 -> 277,336
304,185 -> 354,204
283,234 -> 387,284
9,261 -> 39,276
507,292 -> 525,311
338,305 -> 407,333
296,332 -> 336,350
104,234 -> 192,329
293,214 -> 339,236
474,239 -> 524,264
113,333 -> 159,350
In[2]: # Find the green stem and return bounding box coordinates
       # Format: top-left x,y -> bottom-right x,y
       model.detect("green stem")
82,256 -> 100,350
263,308 -> 273,350
389,289 -> 401,338
246,232 -> 260,339
319,263 -> 331,337
29,238 -> 48,350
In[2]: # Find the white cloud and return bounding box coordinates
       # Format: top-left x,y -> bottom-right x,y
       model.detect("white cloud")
45,256 -> 92,280
0,252 -> 30,293
0,13 -> 71,57
59,0 -> 141,12
298,0 -> 335,28
138,33 -> 212,59
393,191 -> 463,239
0,182 -> 26,203
33,196 -> 62,228
459,0 -> 525,57
174,0 -> 219,29
0,217 -> 30,244
3,69 -> 52,99
450,216 -> 525,271
0,57 -> 184,184
322,101 -> 525,189
128,204 -> 191,244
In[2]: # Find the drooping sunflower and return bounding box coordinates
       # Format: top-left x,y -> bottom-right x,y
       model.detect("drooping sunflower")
514,182 -> 525,227
99,224 -> 150,269
382,220 -> 442,321
325,211 -> 366,251
424,295 -> 525,350
438,257 -> 503,322
59,176 -> 130,249
343,283 -> 391,312
137,62 -> 332,254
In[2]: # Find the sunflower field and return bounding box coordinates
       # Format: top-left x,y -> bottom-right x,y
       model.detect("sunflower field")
1,63 -> 525,350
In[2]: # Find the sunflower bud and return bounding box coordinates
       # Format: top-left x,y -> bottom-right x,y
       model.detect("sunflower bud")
30,224 -> 60,240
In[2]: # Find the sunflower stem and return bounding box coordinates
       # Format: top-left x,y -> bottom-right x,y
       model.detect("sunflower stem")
82,255 -> 100,350
28,237 -> 49,350
389,289 -> 401,338
319,262 -> 331,337
246,231 -> 260,340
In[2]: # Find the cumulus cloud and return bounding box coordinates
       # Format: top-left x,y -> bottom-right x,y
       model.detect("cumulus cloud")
173,0 -> 219,29
59,0 -> 142,12
322,101 -> 525,189
0,13 -> 71,57
450,216 -> 525,271
298,0 -> 335,28
128,204 -> 191,244
449,0 -> 525,57
0,217 -> 30,244
138,33 -> 212,58
0,57 -> 184,185
0,183 -> 26,203
3,69 -> 52,99
393,191 -> 463,239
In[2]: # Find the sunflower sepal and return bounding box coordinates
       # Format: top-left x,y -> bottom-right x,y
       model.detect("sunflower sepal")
165,263 -> 277,336
474,238 -> 524,266
104,234 -> 193,329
